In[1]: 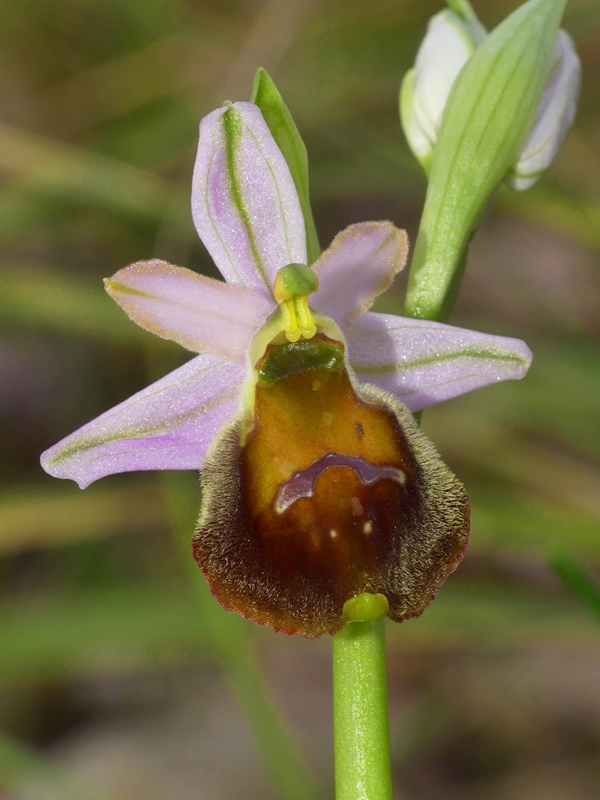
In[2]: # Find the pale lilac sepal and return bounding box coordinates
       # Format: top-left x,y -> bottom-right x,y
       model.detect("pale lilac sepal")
347,312 -> 532,412
192,102 -> 306,298
40,355 -> 244,488
105,260 -> 271,360
311,222 -> 408,329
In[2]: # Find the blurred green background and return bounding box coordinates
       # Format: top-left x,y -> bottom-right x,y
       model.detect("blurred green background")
1,0 -> 599,798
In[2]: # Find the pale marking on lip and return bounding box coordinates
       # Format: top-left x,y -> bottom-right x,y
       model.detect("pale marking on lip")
275,451 -> 406,514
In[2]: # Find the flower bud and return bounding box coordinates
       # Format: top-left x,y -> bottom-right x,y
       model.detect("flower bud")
400,7 -> 485,173
505,30 -> 580,190
404,0 -> 572,322
401,0 -> 579,190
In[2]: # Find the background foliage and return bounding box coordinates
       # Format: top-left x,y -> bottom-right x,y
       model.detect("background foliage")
1,1 -> 599,798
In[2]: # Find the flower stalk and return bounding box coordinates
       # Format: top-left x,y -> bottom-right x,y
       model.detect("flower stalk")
333,607 -> 392,800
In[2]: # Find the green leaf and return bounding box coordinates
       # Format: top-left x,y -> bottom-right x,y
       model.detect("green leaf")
251,68 -> 321,265
406,0 -> 569,321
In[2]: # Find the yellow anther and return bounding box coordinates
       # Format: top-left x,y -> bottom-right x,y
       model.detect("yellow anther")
281,297 -> 314,342
296,295 -> 317,339
274,263 -> 319,343
281,298 -> 301,342
280,298 -> 297,337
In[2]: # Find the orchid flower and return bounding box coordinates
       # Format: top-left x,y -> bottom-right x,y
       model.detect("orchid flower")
41,101 -> 531,637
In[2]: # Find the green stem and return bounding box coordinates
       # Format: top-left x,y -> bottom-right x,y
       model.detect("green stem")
333,617 -> 393,800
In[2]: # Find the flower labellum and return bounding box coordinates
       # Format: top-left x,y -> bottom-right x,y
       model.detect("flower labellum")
195,296 -> 469,638
41,97 -> 532,637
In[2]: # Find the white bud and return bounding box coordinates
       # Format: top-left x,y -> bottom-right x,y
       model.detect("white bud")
400,9 -> 485,172
401,4 -> 579,189
506,30 -> 581,190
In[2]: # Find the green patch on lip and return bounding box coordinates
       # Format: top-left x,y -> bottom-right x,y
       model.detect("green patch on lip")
257,336 -> 343,386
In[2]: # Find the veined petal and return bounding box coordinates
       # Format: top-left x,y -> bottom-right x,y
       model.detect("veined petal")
41,354 -> 244,488
311,222 -> 408,330
105,260 -> 272,360
347,312 -> 532,411
192,101 -> 306,297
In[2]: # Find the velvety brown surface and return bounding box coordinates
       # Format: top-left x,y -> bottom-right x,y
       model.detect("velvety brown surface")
194,336 -> 469,637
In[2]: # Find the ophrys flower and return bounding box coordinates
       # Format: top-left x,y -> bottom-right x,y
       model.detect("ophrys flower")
42,101 -> 532,637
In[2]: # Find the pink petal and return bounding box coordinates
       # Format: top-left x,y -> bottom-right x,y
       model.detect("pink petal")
192,102 -> 306,298
105,260 -> 272,360
41,354 -> 244,488
311,222 -> 408,330
347,312 -> 532,411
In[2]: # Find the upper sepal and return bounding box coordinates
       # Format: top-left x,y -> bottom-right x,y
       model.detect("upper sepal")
191,101 -> 307,298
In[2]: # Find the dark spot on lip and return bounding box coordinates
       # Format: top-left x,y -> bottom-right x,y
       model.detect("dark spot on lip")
354,422 -> 364,437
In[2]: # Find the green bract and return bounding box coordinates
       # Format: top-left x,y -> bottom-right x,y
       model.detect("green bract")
251,68 -> 321,265
405,0 -> 569,321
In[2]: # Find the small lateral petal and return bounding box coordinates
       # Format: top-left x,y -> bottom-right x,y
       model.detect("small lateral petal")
347,312 -> 532,411
192,101 -> 306,298
105,260 -> 271,360
41,354 -> 244,488
311,222 -> 408,330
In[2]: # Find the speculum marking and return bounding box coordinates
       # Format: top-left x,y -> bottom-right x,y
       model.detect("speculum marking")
275,451 -> 406,514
